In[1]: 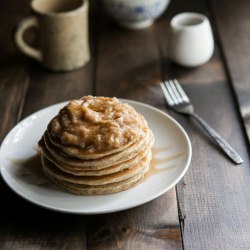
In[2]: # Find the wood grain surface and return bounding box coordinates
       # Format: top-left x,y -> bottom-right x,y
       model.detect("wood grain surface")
0,0 -> 30,141
90,5 -> 182,250
0,0 -> 181,249
1,0 -> 250,249
164,0 -> 250,249
210,0 -> 250,143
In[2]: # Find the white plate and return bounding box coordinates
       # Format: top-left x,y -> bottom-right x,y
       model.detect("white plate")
0,100 -> 192,214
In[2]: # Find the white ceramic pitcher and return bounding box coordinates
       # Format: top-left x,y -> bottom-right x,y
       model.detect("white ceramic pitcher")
169,12 -> 214,67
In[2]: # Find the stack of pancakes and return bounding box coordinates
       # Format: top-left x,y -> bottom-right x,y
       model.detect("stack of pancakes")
39,96 -> 154,195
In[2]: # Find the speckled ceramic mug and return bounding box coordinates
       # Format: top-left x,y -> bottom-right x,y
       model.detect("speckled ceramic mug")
14,0 -> 90,71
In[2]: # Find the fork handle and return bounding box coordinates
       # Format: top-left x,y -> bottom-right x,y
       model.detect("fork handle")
191,113 -> 243,164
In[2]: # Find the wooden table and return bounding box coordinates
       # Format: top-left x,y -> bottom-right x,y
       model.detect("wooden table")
1,0 -> 250,249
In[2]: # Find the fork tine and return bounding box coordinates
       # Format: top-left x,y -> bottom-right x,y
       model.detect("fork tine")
168,79 -> 182,104
164,81 -> 179,105
160,82 -> 175,106
173,79 -> 190,103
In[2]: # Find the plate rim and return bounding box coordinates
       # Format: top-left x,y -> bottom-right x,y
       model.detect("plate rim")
0,99 -> 192,214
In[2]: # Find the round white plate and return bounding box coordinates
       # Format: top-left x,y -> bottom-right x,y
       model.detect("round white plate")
0,99 -> 192,214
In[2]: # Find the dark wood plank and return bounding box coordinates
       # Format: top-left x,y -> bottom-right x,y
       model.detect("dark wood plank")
209,0 -> 250,143
175,79 -> 250,249
0,1 -> 97,249
160,0 -> 250,248
95,12 -> 163,107
0,205 -> 88,249
0,0 -> 30,232
0,53 -> 29,141
91,7 -> 182,250
21,62 -> 93,117
0,0 -> 30,142
87,189 -> 181,250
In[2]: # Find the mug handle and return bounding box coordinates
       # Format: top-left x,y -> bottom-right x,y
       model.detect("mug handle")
14,16 -> 42,62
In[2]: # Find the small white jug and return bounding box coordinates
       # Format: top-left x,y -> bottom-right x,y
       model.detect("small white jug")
169,12 -> 214,67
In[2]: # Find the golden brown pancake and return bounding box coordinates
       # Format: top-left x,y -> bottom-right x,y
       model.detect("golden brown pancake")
43,155 -> 151,195
38,96 -> 155,195
40,128 -> 153,170
40,138 -> 152,176
41,151 -> 151,185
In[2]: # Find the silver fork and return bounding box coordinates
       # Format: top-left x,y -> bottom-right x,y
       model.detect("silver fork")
160,79 -> 243,164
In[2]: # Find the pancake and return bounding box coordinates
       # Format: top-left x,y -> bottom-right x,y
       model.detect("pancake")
41,150 -> 152,185
38,96 -> 155,195
43,156 -> 150,195
41,127 -> 152,170
48,96 -> 145,160
40,139 -> 152,176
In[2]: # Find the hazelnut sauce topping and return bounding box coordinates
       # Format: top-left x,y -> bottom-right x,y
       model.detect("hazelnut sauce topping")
50,96 -> 142,153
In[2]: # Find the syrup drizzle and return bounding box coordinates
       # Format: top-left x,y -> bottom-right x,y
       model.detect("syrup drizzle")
145,146 -> 186,180
8,154 -> 50,186
8,146 -> 186,186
